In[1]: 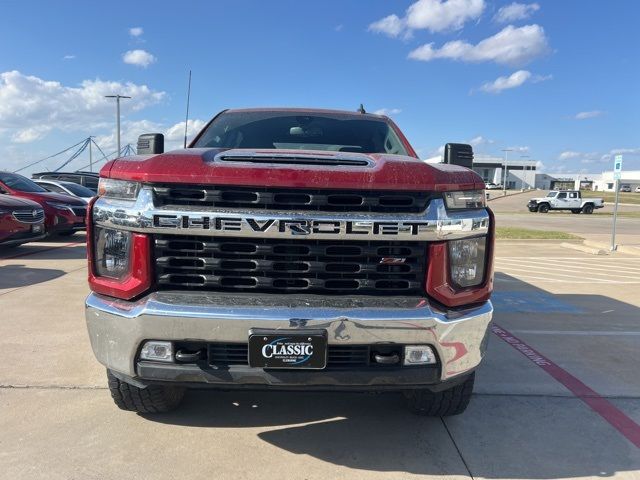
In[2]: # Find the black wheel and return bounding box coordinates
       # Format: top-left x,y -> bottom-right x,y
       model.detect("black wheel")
106,369 -> 185,413
571,209 -> 581,214
538,203 -> 550,213
405,372 -> 475,416
582,204 -> 594,214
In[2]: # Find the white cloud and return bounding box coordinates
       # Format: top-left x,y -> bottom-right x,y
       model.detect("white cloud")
94,119 -> 208,154
122,49 -> 156,68
11,127 -> 49,143
479,70 -> 531,93
468,136 -> 494,147
477,70 -> 550,93
0,70 -> 165,144
373,108 -> 402,116
494,2 -> 540,23
507,146 -> 530,153
63,55 -> 76,60
369,0 -> 485,37
129,27 -> 144,37
334,24 -> 344,32
558,151 -> 581,160
368,14 -> 405,38
406,0 -> 485,32
408,24 -> 549,66
575,110 -> 604,120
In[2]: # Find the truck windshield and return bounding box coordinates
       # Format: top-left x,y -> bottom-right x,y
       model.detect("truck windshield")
192,111 -> 409,155
546,192 -> 557,197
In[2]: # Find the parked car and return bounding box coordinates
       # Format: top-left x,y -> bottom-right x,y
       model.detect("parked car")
620,184 -> 631,193
0,172 -> 87,236
33,179 -> 95,202
32,171 -> 99,193
635,186 -> 640,193
484,182 -> 501,190
0,194 -> 46,248
527,190 -> 604,214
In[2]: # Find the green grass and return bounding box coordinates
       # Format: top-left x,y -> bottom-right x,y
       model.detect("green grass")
581,190 -> 640,205
496,227 -> 583,240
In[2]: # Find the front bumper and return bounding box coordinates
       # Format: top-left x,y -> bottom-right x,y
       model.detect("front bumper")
86,292 -> 492,389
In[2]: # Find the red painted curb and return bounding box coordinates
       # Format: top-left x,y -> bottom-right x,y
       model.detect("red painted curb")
492,323 -> 640,449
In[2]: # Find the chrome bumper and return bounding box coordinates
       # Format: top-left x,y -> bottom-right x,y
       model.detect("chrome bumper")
86,292 -> 492,384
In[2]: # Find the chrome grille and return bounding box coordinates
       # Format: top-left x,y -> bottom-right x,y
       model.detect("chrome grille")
154,235 -> 427,295
153,185 -> 430,213
12,209 -> 44,224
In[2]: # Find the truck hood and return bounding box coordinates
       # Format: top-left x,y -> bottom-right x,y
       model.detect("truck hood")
529,197 -> 548,202
102,148 -> 484,191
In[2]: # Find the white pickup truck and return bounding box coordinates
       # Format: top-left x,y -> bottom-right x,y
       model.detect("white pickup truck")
527,190 -> 605,214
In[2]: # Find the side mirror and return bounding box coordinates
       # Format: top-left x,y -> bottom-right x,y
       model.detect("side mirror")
444,143 -> 474,168
137,133 -> 164,155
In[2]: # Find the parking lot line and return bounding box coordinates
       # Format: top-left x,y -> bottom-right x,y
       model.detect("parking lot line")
492,324 -> 640,449
0,241 -> 85,262
499,258 -> 640,274
510,330 -> 640,336
495,261 -> 640,279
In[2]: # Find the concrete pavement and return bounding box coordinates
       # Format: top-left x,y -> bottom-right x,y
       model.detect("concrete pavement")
1,237 -> 640,479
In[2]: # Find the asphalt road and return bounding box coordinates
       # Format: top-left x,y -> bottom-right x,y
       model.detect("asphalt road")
1,238 -> 640,479
490,192 -> 640,245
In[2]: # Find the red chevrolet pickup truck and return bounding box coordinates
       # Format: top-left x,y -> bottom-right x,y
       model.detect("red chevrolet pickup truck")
85,108 -> 494,416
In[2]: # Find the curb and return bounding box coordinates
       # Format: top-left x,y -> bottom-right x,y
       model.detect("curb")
583,240 -> 640,256
560,242 -> 608,255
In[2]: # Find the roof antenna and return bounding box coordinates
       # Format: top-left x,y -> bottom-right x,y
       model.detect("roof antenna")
357,103 -> 366,114
183,69 -> 192,149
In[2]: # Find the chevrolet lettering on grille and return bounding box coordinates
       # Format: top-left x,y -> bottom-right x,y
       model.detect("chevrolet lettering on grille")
152,214 -> 433,236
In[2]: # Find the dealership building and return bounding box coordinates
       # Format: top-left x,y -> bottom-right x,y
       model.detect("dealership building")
536,171 -> 640,191
471,155 -> 538,189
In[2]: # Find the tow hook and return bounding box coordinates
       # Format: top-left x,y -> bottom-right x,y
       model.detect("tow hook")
175,349 -> 203,363
374,353 -> 400,365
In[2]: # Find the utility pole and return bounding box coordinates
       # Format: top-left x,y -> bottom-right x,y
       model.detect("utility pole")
88,136 -> 93,172
501,148 -> 513,195
105,94 -> 131,158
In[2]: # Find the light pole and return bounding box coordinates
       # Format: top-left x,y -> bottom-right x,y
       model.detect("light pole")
105,94 -> 131,157
501,148 -> 513,194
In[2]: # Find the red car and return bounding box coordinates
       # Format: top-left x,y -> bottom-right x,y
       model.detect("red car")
0,172 -> 87,236
0,194 -> 46,247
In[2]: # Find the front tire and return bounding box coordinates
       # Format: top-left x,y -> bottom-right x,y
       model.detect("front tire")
405,372 -> 475,416
537,203 -> 550,213
106,369 -> 185,413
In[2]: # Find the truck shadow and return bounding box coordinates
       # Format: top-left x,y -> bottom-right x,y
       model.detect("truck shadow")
0,263 -> 66,289
144,272 -> 640,478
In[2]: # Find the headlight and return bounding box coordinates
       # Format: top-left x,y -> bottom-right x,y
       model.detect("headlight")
97,178 -> 140,199
444,190 -> 486,209
449,237 -> 486,288
94,227 -> 131,279
46,201 -> 74,213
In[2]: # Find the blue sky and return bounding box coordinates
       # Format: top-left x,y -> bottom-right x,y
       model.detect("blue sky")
0,0 -> 638,175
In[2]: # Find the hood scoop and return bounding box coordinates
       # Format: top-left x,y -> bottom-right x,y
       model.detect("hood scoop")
215,150 -> 373,167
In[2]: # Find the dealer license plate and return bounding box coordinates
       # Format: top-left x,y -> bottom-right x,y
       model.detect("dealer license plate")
248,329 -> 327,369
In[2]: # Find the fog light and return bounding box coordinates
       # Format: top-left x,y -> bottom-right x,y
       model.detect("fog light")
140,341 -> 174,362
404,346 -> 436,365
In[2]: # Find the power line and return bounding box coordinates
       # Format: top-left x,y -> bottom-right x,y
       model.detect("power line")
53,138 -> 90,171
12,138 -> 88,173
